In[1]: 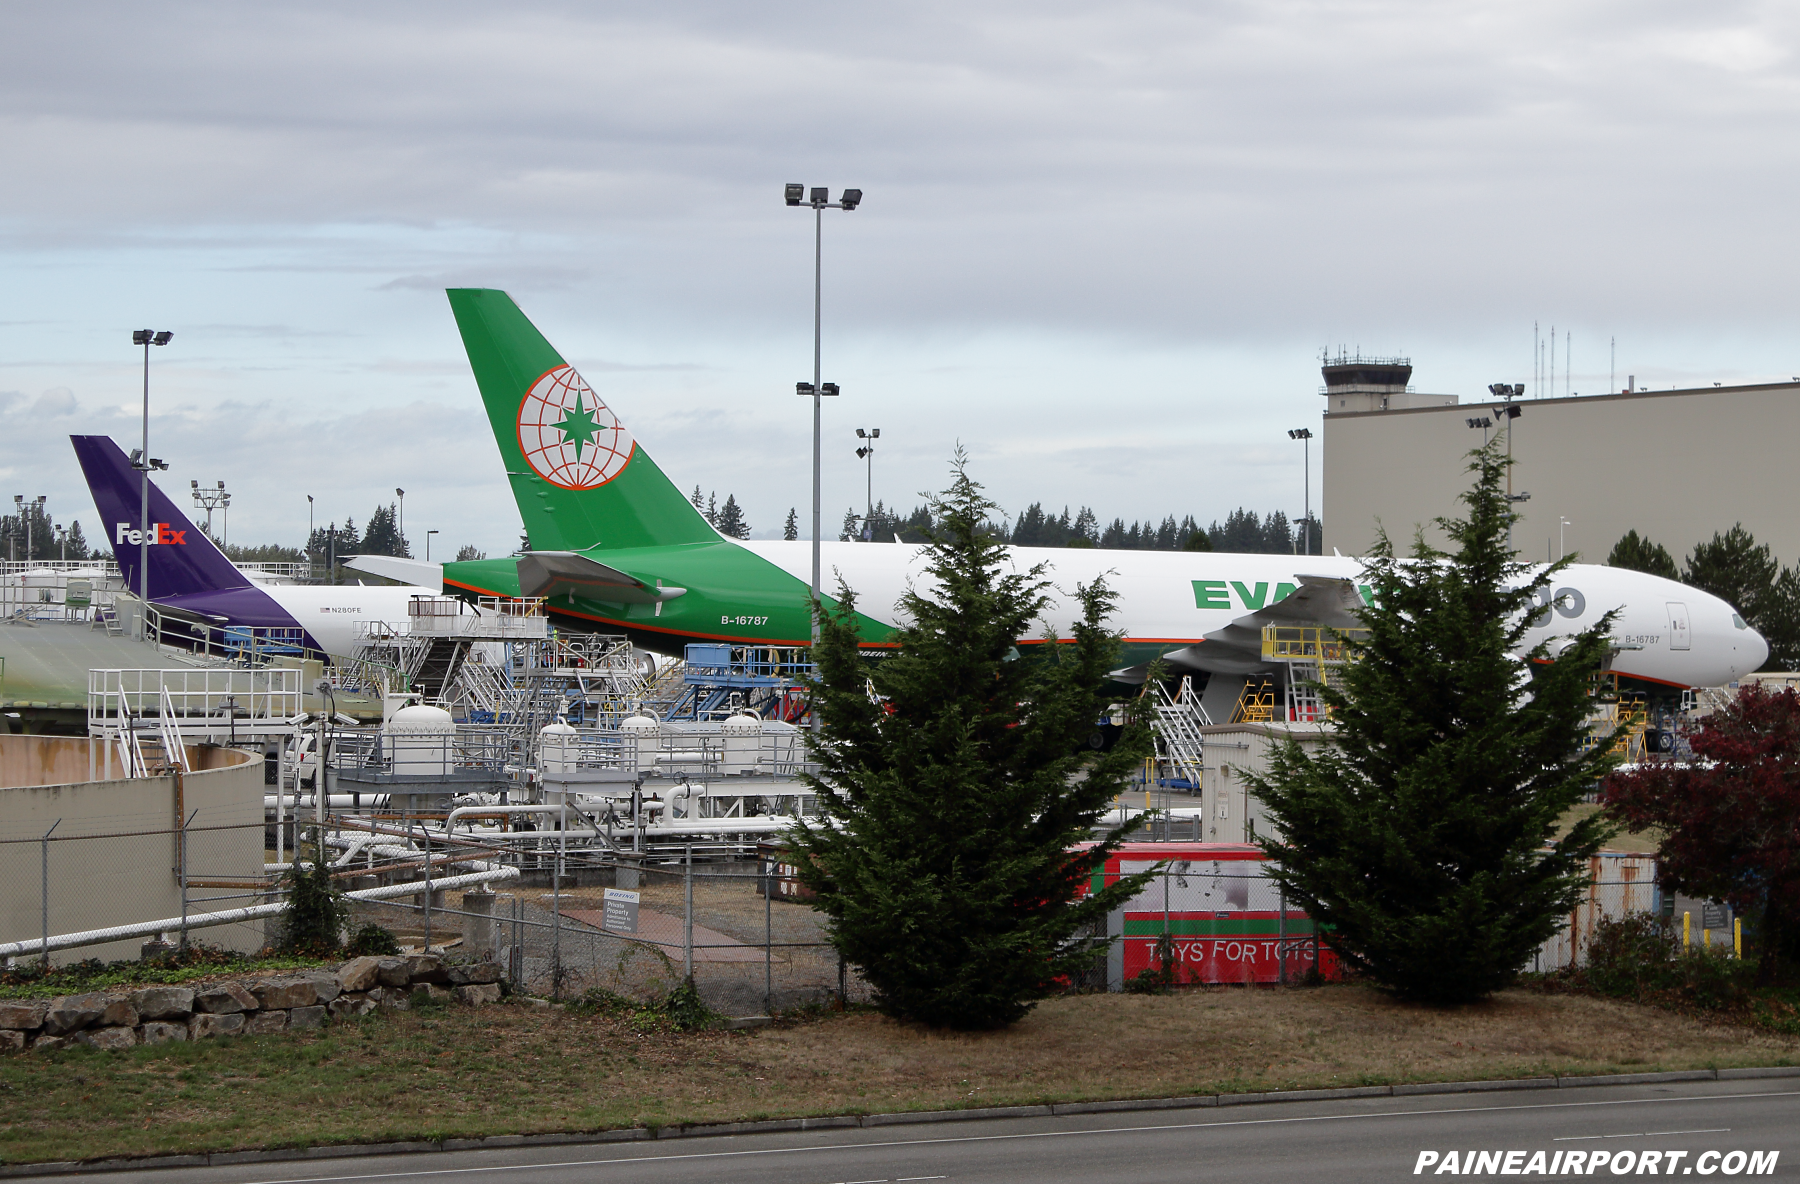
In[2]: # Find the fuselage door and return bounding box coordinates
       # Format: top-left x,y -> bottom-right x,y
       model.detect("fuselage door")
1667,602 -> 1691,651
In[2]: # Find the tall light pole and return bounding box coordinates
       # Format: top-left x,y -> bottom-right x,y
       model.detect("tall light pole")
1286,428 -> 1312,555
426,529 -> 439,561
1559,516 -> 1572,560
131,330 -> 173,602
786,183 -> 862,677
20,495 -> 45,562
396,488 -> 405,551
855,428 -> 880,540
306,494 -> 314,576
9,496 -> 19,563
192,479 -> 229,541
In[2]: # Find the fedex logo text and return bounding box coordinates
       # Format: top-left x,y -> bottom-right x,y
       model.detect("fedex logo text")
115,522 -> 187,546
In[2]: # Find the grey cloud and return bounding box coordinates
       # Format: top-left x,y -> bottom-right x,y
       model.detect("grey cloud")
31,388 -> 78,416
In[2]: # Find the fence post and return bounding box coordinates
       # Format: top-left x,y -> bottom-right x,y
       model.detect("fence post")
40,819 -> 61,970
1278,886 -> 1287,987
179,807 -> 197,951
764,853 -> 773,1017
465,887 -> 496,961
422,816 -> 433,954
683,843 -> 694,981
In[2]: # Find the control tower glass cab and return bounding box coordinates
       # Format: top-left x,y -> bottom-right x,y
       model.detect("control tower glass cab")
1320,352 -> 1457,414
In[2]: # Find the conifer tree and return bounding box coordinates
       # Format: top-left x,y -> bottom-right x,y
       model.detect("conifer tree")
1247,440 -> 1618,1003
714,494 -> 750,539
1606,530 -> 1679,579
783,508 -> 798,541
789,455 -> 1157,1028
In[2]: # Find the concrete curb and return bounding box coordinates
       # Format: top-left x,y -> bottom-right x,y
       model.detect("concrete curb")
4,1064 -> 1796,1178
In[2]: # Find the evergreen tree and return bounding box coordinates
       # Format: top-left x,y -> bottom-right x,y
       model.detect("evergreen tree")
1182,530 -> 1212,552
1686,525 -> 1778,640
714,494 -> 751,539
1263,510 -> 1292,554
704,492 -> 718,527
789,454 -> 1157,1028
455,545 -> 486,562
899,504 -> 934,543
64,519 -> 91,561
1607,530 -> 1680,580
690,484 -> 706,515
1247,441 -> 1619,1004
1071,506 -> 1098,545
783,508 -> 799,541
359,503 -> 410,557
1213,508 -> 1263,553
1100,518 -> 1127,548
839,507 -> 860,542
1011,502 -> 1048,547
224,542 -> 305,564
1295,513 -> 1323,555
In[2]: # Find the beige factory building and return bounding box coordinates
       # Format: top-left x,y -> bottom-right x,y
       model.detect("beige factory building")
1319,356 -> 1800,566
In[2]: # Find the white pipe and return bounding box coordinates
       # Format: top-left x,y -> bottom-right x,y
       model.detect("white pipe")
264,794 -> 392,811
0,866 -> 519,961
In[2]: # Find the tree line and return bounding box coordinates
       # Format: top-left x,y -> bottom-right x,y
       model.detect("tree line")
824,499 -> 1323,554
1608,525 -> 1799,670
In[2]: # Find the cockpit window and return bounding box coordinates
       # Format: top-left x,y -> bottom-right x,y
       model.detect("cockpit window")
1732,614 -> 1748,630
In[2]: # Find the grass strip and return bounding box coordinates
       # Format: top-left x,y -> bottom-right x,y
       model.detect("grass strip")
2,983 -> 1796,1167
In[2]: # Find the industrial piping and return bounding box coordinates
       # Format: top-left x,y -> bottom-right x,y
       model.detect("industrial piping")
0,865 -> 519,961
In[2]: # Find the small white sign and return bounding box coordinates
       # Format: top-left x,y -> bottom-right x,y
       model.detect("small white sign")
602,887 -> 640,934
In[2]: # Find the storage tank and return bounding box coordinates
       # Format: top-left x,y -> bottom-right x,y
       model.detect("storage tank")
20,567 -> 60,605
386,703 -> 455,776
720,710 -> 763,775
619,709 -> 660,773
537,720 -> 579,779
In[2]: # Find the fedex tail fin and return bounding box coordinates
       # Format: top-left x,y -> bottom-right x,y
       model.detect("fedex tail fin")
448,288 -> 716,552
70,435 -> 251,599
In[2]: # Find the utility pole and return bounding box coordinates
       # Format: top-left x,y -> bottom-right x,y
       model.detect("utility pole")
131,330 -> 173,602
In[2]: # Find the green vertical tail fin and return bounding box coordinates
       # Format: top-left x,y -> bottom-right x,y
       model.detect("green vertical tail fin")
448,288 -> 717,552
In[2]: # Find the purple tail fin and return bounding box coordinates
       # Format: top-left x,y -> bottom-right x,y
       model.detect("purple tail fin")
70,435 -> 251,599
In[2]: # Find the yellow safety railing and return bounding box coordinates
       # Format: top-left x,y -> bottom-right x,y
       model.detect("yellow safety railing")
1260,625 -> 1369,663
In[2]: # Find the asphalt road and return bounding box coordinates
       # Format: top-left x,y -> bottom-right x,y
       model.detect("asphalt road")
69,1080 -> 1800,1184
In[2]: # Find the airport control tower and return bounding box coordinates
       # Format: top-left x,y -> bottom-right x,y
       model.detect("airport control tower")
1319,351 -> 1457,414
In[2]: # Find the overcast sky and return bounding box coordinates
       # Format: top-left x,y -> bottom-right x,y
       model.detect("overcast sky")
2,1 -> 1796,557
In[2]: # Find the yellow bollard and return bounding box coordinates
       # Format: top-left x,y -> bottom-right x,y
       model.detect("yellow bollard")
1683,911 -> 1691,949
1736,917 -> 1743,958
1704,928 -> 1711,948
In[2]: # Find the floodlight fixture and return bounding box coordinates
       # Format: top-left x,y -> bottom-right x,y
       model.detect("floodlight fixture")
840,188 -> 863,210
856,446 -> 871,459
796,382 -> 816,396
153,331 -> 172,346
1466,417 -> 1492,430
820,382 -> 840,396
785,183 -> 805,206
1287,427 -> 1312,440
133,330 -> 152,345
809,186 -> 828,205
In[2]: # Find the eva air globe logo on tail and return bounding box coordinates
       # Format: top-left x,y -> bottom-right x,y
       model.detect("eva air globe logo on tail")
516,365 -> 635,489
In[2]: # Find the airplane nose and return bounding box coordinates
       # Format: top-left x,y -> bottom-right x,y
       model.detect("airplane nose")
1748,626 -> 1770,671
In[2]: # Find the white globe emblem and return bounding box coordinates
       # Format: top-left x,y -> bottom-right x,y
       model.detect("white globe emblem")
516,365 -> 634,490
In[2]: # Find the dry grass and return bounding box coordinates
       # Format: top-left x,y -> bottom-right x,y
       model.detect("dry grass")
2,984 -> 1795,1167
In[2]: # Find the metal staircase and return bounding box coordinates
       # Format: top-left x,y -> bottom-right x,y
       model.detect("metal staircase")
1148,675 -> 1208,788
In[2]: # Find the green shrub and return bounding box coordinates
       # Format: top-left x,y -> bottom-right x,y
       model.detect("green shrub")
1583,915 -> 1681,997
278,828 -> 347,956
1124,933 -> 1178,994
343,924 -> 400,957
